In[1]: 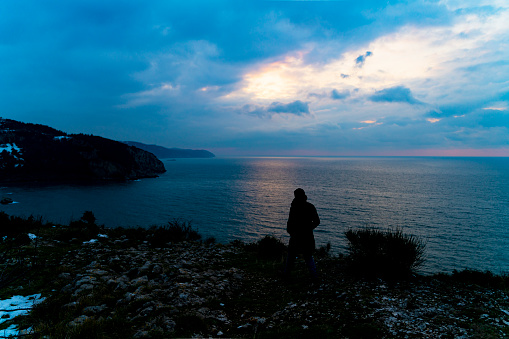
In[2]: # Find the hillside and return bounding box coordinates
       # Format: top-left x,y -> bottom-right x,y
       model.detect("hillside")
0,118 -> 166,183
1,215 -> 508,338
124,141 -> 215,159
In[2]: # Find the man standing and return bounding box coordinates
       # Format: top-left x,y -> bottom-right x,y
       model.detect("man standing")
284,188 -> 320,279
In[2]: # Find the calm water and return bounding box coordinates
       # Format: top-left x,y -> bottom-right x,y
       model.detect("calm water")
1,157 -> 508,274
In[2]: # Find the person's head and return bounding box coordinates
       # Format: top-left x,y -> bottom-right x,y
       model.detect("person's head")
294,188 -> 307,201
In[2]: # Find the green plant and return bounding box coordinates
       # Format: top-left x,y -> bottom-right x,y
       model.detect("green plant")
345,227 -> 425,280
147,219 -> 201,247
437,269 -> 509,289
256,235 -> 287,261
316,242 -> 332,258
80,211 -> 97,225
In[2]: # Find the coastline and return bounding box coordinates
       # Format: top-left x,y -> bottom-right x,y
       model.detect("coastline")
1,219 -> 508,338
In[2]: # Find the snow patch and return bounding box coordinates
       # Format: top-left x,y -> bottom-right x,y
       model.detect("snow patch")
0,143 -> 24,168
0,143 -> 21,154
0,294 -> 45,336
54,136 -> 71,140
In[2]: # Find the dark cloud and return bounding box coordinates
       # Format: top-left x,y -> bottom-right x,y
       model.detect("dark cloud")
243,100 -> 311,119
242,104 -> 268,118
355,51 -> 373,67
331,89 -> 350,100
268,100 -> 310,115
369,86 -> 423,105
1,0 -> 506,155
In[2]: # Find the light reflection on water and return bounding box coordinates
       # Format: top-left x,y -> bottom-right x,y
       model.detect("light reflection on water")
1,156 -> 509,274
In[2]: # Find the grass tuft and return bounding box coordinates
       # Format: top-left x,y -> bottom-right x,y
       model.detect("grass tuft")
345,227 -> 425,280
147,218 -> 202,247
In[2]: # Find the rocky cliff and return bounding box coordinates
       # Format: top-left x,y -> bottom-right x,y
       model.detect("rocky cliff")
0,118 -> 166,182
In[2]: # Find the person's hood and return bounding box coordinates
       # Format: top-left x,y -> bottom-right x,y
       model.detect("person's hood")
291,197 -> 307,206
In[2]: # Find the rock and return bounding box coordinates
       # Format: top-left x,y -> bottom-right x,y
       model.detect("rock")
61,284 -> 73,294
0,197 -> 13,205
83,304 -> 107,315
133,330 -> 150,338
138,261 -> 152,274
152,264 -> 163,275
131,276 -> 149,286
72,283 -> 95,296
75,276 -> 98,287
68,315 -> 91,327
58,273 -> 72,280
62,301 -> 79,309
115,281 -> 128,291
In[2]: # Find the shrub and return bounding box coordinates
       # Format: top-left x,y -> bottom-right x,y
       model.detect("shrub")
345,227 -> 425,280
80,210 -> 97,225
256,235 -> 287,261
0,212 -> 43,237
315,242 -> 332,258
147,219 -> 201,247
443,269 -> 509,289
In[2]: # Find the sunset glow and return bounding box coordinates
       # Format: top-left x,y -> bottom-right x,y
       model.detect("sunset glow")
1,0 -> 508,156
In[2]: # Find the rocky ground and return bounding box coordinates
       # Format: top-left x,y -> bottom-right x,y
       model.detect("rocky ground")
2,226 -> 509,338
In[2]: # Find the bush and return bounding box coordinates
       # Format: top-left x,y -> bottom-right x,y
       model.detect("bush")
147,219 -> 201,247
80,210 -> 97,224
316,242 -> 332,258
0,212 -> 43,237
57,211 -> 102,242
255,235 -> 287,261
345,227 -> 425,280
438,269 -> 509,289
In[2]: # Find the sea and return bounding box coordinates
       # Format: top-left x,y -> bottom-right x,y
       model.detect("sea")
1,156 -> 508,275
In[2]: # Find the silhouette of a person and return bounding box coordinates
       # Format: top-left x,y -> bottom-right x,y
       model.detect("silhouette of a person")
284,188 -> 320,279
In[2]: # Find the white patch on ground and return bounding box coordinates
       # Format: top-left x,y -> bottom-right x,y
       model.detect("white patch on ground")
0,143 -> 24,168
0,294 -> 45,336
54,136 -> 72,140
0,143 -> 21,154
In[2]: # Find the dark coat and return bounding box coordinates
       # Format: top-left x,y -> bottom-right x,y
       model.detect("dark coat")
287,198 -> 320,255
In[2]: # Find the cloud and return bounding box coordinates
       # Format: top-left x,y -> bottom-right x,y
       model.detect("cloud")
308,92 -> 327,99
355,51 -> 373,68
268,100 -> 310,115
331,89 -> 350,100
369,86 -> 423,105
1,0 -> 509,155
243,100 -> 311,119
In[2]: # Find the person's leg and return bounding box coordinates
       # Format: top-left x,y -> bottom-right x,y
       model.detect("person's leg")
284,248 -> 296,276
304,255 -> 318,279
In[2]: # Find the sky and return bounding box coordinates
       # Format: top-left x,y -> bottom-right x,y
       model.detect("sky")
1,0 -> 508,156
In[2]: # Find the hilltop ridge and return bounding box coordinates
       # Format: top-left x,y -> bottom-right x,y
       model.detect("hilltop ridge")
0,118 -> 166,183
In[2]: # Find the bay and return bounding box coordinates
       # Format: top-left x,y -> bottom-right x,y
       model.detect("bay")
1,156 -> 508,274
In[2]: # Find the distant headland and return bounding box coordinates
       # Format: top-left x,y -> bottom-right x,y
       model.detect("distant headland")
123,141 -> 215,159
0,118 -> 168,183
